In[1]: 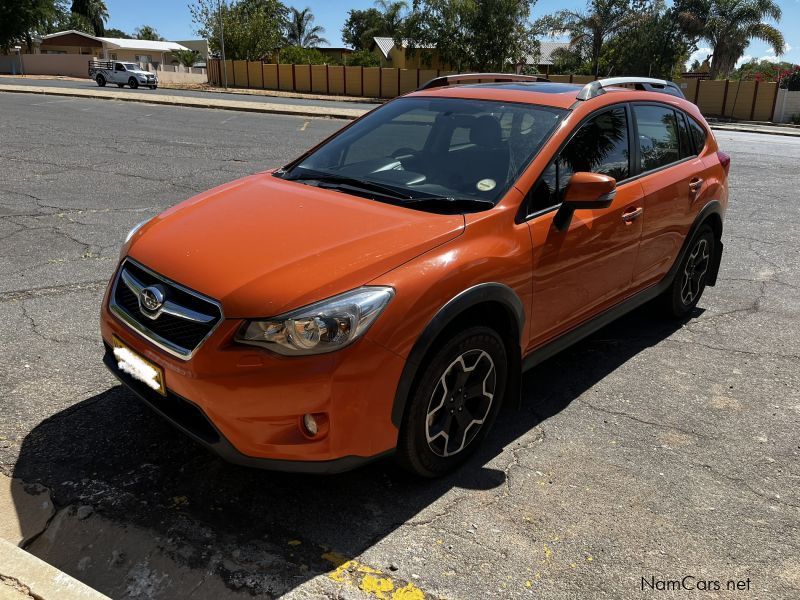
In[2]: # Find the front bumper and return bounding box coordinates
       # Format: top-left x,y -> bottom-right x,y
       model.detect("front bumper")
100,290 -> 406,471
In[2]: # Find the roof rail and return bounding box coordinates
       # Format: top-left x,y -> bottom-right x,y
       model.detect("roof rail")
576,77 -> 684,101
418,73 -> 550,91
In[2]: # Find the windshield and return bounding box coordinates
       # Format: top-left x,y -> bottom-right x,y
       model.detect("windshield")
279,96 -> 565,208
124,63 -> 139,71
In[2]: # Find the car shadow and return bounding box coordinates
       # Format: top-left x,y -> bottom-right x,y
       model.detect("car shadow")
11,303 -> 698,597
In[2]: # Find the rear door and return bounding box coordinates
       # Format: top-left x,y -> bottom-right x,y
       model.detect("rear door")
630,103 -> 706,288
523,105 -> 645,349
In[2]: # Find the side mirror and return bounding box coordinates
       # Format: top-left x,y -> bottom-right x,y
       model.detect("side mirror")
553,172 -> 617,231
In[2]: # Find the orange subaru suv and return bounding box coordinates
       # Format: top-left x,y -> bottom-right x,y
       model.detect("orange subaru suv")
101,75 -> 729,477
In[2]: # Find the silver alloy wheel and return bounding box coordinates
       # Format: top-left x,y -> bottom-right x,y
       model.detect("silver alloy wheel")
425,349 -> 496,457
680,237 -> 710,305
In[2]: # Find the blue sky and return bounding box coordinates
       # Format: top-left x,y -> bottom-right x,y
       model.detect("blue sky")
105,0 -> 799,67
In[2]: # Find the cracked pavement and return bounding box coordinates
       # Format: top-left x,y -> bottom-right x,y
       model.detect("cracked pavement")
0,92 -> 798,599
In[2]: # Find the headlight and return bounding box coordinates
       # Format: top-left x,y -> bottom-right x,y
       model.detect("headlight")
124,219 -> 150,244
235,287 -> 394,356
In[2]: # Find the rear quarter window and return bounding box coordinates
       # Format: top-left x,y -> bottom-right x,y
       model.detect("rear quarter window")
687,117 -> 708,154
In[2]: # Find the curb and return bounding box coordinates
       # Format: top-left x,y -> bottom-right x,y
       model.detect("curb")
709,124 -> 800,138
0,84 -> 366,120
0,538 -> 110,600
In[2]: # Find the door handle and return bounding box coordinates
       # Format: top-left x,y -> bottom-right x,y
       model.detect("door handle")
689,178 -> 704,194
621,207 -> 643,223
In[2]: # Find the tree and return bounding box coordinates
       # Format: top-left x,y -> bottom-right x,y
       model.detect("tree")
172,48 -> 201,67
70,0 -> 108,36
278,45 -> 330,64
342,8 -> 384,50
342,2 -> 407,51
286,7 -> 327,48
402,0 -> 537,72
0,0 -> 59,51
134,25 -> 163,41
345,48 -> 381,67
189,0 -> 288,61
600,1 -> 693,78
104,27 -> 128,38
376,0 -> 406,33
677,0 -> 785,79
536,0 -> 646,77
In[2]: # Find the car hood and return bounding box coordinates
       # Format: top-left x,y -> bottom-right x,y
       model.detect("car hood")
127,172 -> 464,317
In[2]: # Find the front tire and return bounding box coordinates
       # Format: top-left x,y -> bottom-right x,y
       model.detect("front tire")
96,75 -> 106,87
396,326 -> 507,478
128,77 -> 138,89
662,225 -> 715,318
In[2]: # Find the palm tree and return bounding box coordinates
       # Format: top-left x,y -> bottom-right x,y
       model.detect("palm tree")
286,7 -> 328,48
375,0 -> 407,33
70,0 -> 109,36
677,0 -> 785,79
537,0 -> 643,77
134,25 -> 164,41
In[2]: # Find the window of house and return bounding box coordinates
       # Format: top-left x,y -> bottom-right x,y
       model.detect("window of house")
634,105 -> 680,171
135,55 -> 152,64
527,107 -> 629,215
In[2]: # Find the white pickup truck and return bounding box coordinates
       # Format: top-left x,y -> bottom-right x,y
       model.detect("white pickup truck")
88,61 -> 158,90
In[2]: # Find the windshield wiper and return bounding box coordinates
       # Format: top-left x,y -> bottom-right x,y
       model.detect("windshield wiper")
399,196 -> 496,212
284,171 -> 413,200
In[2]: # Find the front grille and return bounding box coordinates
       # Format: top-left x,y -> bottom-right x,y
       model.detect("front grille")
110,259 -> 223,359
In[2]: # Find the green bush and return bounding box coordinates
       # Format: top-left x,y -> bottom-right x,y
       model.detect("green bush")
278,46 -> 333,65
344,49 -> 381,67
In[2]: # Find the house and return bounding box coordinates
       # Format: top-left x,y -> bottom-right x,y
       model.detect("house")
317,47 -> 354,65
519,41 -> 572,75
371,37 -> 447,69
172,39 -> 210,66
36,30 -> 189,68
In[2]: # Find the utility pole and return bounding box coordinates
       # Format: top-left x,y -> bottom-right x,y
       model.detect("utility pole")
219,0 -> 228,88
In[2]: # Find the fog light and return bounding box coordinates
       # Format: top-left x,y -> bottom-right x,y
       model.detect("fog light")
302,413 -> 318,437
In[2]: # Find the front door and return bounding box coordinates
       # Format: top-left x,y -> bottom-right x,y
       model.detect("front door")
523,105 -> 645,350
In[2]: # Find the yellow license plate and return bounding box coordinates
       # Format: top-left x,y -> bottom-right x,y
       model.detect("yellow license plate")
112,336 -> 166,396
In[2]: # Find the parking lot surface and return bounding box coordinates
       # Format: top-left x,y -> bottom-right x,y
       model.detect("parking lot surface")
0,92 -> 798,599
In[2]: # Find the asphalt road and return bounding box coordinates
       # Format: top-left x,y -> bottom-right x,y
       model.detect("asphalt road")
0,75 -> 381,111
0,91 -> 798,600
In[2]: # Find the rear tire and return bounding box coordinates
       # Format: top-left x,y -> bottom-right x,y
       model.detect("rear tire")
396,326 -> 507,478
661,225 -> 715,318
128,77 -> 138,89
96,75 -> 106,87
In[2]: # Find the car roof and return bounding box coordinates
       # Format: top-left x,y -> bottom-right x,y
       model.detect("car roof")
406,81 -> 688,111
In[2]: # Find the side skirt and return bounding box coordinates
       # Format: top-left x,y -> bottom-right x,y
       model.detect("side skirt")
522,279 -> 667,371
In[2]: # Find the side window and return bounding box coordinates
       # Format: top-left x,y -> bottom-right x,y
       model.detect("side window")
687,117 -> 707,154
115,63 -> 124,71
633,105 -> 680,171
527,107 -> 629,215
675,111 -> 694,158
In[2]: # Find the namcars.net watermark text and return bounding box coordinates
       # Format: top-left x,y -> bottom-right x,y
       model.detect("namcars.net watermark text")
642,576 -> 752,592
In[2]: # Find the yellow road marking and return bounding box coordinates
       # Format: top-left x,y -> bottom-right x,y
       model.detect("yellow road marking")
322,552 -> 427,600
